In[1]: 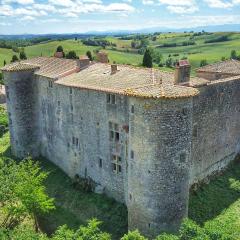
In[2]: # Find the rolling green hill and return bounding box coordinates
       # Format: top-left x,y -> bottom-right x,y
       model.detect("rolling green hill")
0,32 -> 240,74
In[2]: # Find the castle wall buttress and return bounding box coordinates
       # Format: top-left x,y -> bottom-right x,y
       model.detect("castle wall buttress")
127,97 -> 193,237
3,70 -> 40,158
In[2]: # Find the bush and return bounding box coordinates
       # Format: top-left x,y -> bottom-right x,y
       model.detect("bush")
200,59 -> 208,67
66,51 -> 78,59
155,233 -> 179,240
121,230 -> 147,240
205,36 -> 229,44
179,219 -> 209,240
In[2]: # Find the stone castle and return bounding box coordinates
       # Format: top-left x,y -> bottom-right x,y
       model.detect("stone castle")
1,53 -> 240,237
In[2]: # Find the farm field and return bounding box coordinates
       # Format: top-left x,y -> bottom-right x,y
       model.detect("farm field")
0,32 -> 240,74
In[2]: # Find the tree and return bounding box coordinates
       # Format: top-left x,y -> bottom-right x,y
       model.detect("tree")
66,51 -> 77,59
142,49 -> 153,68
165,58 -> 173,68
19,51 -> 27,60
3,60 -> 6,66
56,45 -> 63,52
11,55 -> 18,63
231,50 -> 237,60
86,50 -> 93,61
0,158 -> 55,231
121,230 -> 146,240
200,59 -> 208,67
52,219 -> 111,240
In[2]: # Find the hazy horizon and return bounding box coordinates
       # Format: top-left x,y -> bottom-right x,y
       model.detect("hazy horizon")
0,0 -> 240,35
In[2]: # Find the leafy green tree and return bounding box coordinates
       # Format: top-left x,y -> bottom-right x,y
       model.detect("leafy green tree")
231,50 -> 237,60
179,219 -> 209,240
142,49 -> 153,68
86,50 -> 93,61
200,59 -> 208,67
66,50 -> 77,59
52,219 -> 111,240
166,58 -> 173,68
0,158 -> 55,231
19,51 -> 27,60
155,233 -> 179,240
121,230 -> 147,240
56,45 -> 63,52
11,55 -> 19,63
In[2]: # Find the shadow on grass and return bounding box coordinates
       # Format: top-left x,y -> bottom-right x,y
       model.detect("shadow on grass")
189,157 -> 240,225
37,158 -> 128,240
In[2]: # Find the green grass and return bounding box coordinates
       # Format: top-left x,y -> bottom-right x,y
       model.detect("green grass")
0,106 -> 240,239
1,32 -> 240,72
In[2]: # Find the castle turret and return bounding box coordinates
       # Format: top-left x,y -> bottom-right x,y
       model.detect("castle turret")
127,96 -> 193,237
1,63 -> 40,158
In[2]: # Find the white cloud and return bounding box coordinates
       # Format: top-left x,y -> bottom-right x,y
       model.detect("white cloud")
167,5 -> 198,14
22,15 -> 35,20
3,0 -> 34,5
142,0 -> 154,5
104,3 -> 135,12
204,0 -> 233,8
158,0 -> 195,6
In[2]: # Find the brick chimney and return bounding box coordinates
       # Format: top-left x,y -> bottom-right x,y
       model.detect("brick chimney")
96,51 -> 109,63
174,60 -> 191,85
78,55 -> 90,69
111,64 -> 118,74
54,51 -> 64,58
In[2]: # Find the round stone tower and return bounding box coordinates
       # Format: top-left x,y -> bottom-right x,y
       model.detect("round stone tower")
127,96 -> 193,238
2,63 -> 40,158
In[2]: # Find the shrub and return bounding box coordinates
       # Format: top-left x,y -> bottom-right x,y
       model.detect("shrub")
121,230 -> 147,240
155,233 -> 179,240
200,59 -> 208,67
179,219 -> 209,240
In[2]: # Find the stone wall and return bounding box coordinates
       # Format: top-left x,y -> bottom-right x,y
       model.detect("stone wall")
196,71 -> 237,81
127,97 -> 193,237
3,71 -> 39,158
190,76 -> 240,184
35,76 -> 129,203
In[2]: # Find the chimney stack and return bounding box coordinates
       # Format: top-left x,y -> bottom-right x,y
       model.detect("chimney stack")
96,51 -> 109,63
78,55 -> 90,69
111,64 -> 118,74
174,60 -> 191,85
54,51 -> 64,58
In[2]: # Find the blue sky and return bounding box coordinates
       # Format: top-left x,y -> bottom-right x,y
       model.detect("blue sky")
0,0 -> 240,34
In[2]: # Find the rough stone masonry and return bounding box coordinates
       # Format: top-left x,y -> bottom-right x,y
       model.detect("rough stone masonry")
2,55 -> 240,238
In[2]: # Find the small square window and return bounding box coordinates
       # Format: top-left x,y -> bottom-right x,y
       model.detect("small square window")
70,88 -> 73,94
107,94 -> 111,103
111,95 -> 116,104
131,150 -> 134,159
72,137 -> 75,145
112,163 -> 117,172
118,165 -> 122,173
99,158 -> 102,168
115,132 -> 120,142
180,153 -> 186,163
76,138 -> 79,146
131,105 -> 134,113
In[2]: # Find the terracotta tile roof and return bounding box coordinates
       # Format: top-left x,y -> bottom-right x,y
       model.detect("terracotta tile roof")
1,57 -> 80,79
196,59 -> 240,75
23,57 -> 80,79
1,62 -> 40,72
56,63 -> 199,99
